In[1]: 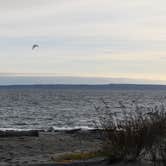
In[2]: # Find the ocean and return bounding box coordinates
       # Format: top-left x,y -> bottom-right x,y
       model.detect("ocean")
0,85 -> 165,131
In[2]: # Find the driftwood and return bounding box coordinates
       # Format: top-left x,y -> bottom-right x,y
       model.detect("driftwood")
0,130 -> 39,137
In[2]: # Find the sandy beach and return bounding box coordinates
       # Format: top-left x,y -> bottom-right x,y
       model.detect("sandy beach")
0,130 -> 104,166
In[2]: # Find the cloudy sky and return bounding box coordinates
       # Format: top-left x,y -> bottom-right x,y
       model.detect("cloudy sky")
0,0 -> 166,84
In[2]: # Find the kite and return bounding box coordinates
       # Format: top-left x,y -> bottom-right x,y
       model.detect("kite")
32,44 -> 39,50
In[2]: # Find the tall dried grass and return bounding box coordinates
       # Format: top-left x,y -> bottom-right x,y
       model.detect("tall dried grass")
96,101 -> 166,164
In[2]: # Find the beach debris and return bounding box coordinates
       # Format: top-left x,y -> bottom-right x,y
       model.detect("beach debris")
0,130 -> 39,137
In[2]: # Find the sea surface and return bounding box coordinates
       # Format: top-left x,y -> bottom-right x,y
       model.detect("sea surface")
0,86 -> 166,131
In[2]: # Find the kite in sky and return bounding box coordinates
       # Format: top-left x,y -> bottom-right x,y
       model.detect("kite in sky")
32,44 -> 39,50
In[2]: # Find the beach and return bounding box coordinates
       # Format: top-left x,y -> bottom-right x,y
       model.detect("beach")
0,130 -> 104,166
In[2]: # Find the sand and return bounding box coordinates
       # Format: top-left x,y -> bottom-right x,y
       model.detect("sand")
0,130 -> 103,166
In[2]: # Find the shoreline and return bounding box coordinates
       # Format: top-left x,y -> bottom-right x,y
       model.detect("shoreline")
0,126 -> 97,132
0,128 -> 105,138
0,130 -> 103,166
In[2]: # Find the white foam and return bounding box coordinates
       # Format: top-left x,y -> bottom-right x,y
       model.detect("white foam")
52,126 -> 95,131
0,128 -> 38,131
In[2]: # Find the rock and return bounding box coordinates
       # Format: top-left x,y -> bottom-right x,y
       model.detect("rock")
47,127 -> 54,132
0,130 -> 39,137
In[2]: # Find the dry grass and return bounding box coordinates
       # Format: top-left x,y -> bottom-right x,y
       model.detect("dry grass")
96,101 -> 166,164
51,151 -> 103,163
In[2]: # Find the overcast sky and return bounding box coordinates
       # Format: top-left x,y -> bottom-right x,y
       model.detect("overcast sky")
0,0 -> 166,84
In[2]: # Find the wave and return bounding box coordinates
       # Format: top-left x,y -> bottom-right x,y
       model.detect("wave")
0,128 -> 38,131
51,126 -> 95,131
0,126 -> 96,132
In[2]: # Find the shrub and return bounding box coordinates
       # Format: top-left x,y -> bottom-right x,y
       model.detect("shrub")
97,101 -> 166,164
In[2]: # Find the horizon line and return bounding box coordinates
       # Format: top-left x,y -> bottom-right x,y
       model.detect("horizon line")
0,73 -> 166,85
0,83 -> 166,86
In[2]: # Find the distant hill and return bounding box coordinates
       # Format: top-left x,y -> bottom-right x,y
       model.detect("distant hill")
1,84 -> 166,90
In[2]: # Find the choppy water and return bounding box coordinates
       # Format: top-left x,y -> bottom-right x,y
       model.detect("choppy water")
0,87 -> 166,130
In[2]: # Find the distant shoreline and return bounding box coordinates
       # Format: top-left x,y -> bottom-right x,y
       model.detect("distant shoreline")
0,83 -> 166,90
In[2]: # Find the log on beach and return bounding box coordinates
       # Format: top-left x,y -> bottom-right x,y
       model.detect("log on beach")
0,130 -> 39,137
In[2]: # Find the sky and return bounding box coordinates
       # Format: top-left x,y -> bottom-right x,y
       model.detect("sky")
0,0 -> 166,84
